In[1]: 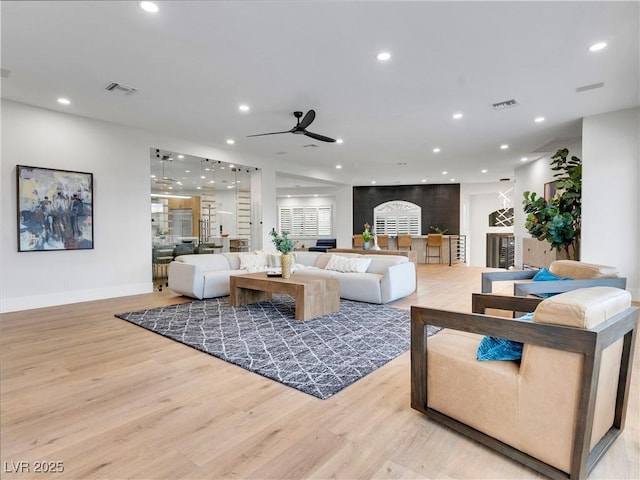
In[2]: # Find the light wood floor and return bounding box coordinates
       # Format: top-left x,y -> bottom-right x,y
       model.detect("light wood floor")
1,265 -> 638,479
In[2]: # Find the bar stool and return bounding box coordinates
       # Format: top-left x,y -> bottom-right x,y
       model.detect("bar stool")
427,234 -> 443,263
397,234 -> 413,251
377,234 -> 389,250
353,234 -> 364,248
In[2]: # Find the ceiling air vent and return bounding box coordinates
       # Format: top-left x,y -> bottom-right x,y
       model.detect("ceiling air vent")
492,99 -> 519,110
104,82 -> 138,95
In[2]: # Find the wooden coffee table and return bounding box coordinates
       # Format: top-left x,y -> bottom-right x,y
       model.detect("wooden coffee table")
229,272 -> 340,321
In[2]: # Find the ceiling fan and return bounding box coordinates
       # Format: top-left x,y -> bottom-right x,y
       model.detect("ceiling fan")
154,153 -> 177,185
247,110 -> 336,143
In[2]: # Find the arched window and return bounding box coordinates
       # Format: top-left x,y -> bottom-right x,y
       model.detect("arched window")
374,200 -> 421,235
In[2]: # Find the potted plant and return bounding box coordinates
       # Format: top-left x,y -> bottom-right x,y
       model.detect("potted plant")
522,148 -> 582,260
429,226 -> 448,234
362,223 -> 373,250
270,228 -> 294,278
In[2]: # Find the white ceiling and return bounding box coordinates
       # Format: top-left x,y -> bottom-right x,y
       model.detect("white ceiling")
2,1 -> 638,189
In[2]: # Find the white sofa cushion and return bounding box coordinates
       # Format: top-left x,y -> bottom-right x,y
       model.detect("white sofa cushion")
293,251 -> 324,267
175,253 -> 231,269
239,252 -> 268,271
362,254 -> 408,274
325,255 -> 372,273
203,270 -> 238,298
222,252 -> 243,270
338,272 -> 384,303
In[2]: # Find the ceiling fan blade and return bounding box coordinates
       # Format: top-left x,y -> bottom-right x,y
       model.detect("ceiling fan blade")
298,110 -> 316,129
246,130 -> 292,137
304,131 -> 336,143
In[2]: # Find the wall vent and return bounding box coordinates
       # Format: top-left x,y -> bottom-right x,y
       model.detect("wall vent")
576,82 -> 604,93
492,99 -> 519,110
104,82 -> 138,95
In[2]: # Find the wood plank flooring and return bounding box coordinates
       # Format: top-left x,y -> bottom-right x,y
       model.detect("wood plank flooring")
1,265 -> 638,479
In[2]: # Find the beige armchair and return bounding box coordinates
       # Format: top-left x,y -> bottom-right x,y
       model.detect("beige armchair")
411,287 -> 638,480
481,260 -> 626,296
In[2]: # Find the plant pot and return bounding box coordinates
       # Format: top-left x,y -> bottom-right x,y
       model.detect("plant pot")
281,253 -> 292,279
363,241 -> 370,250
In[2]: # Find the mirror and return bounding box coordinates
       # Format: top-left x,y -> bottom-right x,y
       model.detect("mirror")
150,148 -> 259,260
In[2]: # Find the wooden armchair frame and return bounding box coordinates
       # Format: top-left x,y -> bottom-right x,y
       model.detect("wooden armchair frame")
481,270 -> 627,296
411,293 -> 638,480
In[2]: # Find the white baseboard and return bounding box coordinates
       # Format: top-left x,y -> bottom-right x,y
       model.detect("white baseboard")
0,283 -> 153,313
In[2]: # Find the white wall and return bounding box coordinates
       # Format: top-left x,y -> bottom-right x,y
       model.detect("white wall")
513,107 -> 639,299
1,100 -> 350,312
513,140 -> 582,267
513,155 -> 558,267
276,195 -> 337,249
582,107 -> 639,299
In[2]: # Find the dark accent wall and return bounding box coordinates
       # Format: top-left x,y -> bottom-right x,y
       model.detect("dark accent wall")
353,184 -> 460,235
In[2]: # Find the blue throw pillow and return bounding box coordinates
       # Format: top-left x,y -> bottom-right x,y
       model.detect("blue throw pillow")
476,313 -> 533,361
531,268 -> 572,298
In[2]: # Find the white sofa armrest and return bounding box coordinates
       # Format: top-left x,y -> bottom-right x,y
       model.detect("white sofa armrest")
168,261 -> 204,299
381,261 -> 416,303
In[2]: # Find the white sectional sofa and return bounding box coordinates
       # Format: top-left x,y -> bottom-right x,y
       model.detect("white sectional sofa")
168,250 -> 416,304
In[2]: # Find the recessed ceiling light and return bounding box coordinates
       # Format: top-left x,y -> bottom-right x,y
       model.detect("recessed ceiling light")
185,170 -> 191,173
421,179 -> 427,183
534,116 -> 545,123
287,195 -> 291,198
150,174 -> 156,178
200,175 -> 206,179
433,147 -> 441,153
238,104 -> 250,112
376,52 -> 391,61
371,180 -> 377,184
226,139 -> 235,145
452,113 -> 463,119
589,42 -> 607,52
140,1 -> 159,13
481,169 -> 487,173
450,178 -> 455,182
177,154 -> 184,159
336,138 -> 343,144
442,171 -> 448,175
336,164 -> 342,169
57,97 -> 71,105
521,157 -> 528,162
500,144 -> 509,150
229,164 -> 235,168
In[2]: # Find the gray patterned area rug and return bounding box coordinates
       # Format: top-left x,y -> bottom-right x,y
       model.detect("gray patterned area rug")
116,295 -> 440,400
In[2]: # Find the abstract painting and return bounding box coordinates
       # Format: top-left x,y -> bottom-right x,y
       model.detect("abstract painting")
17,165 -> 93,251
